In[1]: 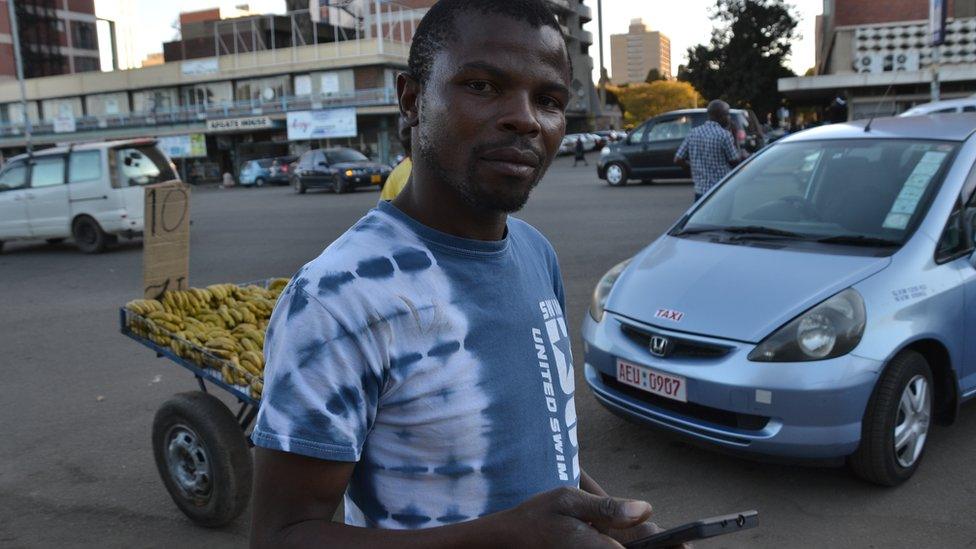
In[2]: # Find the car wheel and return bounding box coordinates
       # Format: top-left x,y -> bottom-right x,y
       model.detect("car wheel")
293,177 -> 306,194
334,176 -> 347,194
72,215 -> 109,254
606,162 -> 628,187
849,350 -> 933,486
255,177 -> 266,187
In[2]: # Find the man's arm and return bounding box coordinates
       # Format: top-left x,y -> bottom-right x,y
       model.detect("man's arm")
674,138 -> 690,170
251,449 -> 654,549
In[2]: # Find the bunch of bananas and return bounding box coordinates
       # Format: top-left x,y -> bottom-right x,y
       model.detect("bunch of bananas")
125,278 -> 289,399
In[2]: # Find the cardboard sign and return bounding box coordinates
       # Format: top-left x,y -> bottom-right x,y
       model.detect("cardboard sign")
143,180 -> 190,299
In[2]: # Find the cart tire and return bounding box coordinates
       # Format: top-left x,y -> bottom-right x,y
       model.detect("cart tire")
152,391 -> 252,527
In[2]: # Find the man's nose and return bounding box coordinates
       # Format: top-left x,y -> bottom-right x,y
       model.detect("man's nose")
495,93 -> 542,137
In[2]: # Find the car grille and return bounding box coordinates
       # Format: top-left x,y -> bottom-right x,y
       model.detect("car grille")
619,323 -> 732,359
600,374 -> 770,431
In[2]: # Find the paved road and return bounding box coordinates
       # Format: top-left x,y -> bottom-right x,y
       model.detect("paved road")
2,153 -> 975,548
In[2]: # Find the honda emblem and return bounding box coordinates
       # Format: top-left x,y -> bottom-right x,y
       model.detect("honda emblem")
649,335 -> 672,358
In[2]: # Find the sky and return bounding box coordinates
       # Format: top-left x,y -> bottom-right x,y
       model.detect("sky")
97,0 -> 820,83
585,0 -> 822,81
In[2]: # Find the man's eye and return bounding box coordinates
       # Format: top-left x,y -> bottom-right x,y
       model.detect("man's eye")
538,96 -> 564,110
466,81 -> 494,93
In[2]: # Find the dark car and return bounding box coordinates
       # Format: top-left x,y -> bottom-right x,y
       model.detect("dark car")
268,155 -> 297,185
596,108 -> 762,187
292,148 -> 391,194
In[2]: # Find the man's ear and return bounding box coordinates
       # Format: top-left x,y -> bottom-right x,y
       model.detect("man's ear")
397,72 -> 420,128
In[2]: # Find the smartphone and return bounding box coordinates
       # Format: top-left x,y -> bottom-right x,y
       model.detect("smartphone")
623,510 -> 759,548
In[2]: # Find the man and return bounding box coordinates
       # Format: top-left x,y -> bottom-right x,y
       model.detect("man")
380,117 -> 412,200
674,100 -> 740,201
250,1 -> 676,547
573,135 -> 587,167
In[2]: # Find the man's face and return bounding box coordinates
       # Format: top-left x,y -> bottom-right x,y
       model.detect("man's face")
413,13 -> 570,213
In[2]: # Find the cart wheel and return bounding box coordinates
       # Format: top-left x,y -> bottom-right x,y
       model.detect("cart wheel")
152,391 -> 252,527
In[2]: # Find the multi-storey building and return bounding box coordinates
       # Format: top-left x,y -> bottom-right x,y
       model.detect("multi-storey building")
609,18 -> 671,84
0,0 -> 101,80
780,0 -> 976,119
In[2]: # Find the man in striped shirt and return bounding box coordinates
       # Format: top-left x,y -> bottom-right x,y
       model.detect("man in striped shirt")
675,100 -> 742,201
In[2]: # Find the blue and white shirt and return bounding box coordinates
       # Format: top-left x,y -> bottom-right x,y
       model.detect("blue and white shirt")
675,120 -> 739,195
252,200 -> 580,529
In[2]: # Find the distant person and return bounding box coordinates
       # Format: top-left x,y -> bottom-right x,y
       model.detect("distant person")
674,99 -> 741,201
380,117 -> 412,201
573,135 -> 587,167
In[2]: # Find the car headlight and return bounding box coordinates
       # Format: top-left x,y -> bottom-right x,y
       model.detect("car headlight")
589,259 -> 632,322
600,147 -> 610,156
748,288 -> 866,362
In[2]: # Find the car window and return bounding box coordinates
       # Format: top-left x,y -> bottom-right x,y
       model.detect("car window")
30,156 -> 66,188
116,146 -> 176,187
628,124 -> 648,143
0,161 -> 27,191
685,139 -> 958,246
646,116 -> 693,142
325,149 -> 368,164
69,151 -> 102,183
940,161 -> 976,261
964,106 -> 976,113
935,107 -> 957,113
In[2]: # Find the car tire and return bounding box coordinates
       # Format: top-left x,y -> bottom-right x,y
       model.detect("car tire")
334,176 -> 347,194
293,177 -> 306,194
72,215 -> 109,254
152,391 -> 252,528
255,177 -> 266,187
606,162 -> 628,187
849,350 -> 933,486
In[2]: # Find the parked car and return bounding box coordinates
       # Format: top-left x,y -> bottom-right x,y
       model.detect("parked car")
584,113 -> 976,485
239,159 -> 273,187
900,95 -> 976,117
291,148 -> 391,194
559,133 -> 599,155
0,139 -> 178,254
597,108 -> 760,186
593,130 -> 627,144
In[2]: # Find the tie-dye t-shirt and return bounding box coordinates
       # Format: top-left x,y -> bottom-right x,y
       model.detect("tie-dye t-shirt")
251,200 -> 580,529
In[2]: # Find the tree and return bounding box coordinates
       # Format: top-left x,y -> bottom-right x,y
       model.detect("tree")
678,0 -> 797,117
645,68 -> 666,83
608,81 -> 703,126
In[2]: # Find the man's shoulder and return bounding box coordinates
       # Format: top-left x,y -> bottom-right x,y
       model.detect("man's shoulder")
508,217 -> 557,258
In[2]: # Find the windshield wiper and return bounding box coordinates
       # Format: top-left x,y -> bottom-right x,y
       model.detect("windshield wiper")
673,225 -> 802,239
816,235 -> 901,247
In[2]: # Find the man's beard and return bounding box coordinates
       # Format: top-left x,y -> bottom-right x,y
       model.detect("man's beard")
416,128 -> 544,214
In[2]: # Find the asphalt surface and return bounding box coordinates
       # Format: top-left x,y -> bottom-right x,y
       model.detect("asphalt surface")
3,153 -> 976,548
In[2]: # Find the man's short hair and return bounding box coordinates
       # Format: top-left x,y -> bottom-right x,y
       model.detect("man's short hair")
407,0 -> 570,85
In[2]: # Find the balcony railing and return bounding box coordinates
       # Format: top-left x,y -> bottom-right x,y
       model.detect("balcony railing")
0,87 -> 397,138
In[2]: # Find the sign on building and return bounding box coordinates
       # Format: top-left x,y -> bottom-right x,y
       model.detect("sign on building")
53,103 -> 76,133
206,116 -> 274,133
182,58 -> 219,77
287,108 -> 357,140
930,0 -> 947,46
158,134 -> 207,158
321,72 -> 341,95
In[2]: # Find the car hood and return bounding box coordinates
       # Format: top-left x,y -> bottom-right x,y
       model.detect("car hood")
605,236 -> 891,343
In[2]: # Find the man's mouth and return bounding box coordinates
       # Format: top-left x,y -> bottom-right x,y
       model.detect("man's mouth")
479,147 -> 541,178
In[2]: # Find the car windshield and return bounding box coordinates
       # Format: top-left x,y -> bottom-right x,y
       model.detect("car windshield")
678,139 -> 958,246
325,149 -> 368,164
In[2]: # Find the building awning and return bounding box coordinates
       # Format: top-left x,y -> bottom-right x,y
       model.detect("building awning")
778,66 -> 976,101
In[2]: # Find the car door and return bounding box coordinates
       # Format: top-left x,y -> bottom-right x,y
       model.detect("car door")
617,123 -> 650,177
952,162 -> 976,391
0,160 -> 31,239
298,151 -> 315,184
24,155 -> 70,238
644,115 -> 695,178
312,151 -> 330,186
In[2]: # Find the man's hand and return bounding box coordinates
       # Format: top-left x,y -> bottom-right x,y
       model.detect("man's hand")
496,487 -> 653,548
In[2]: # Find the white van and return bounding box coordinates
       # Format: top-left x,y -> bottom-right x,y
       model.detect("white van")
0,139 -> 178,253
899,96 -> 976,117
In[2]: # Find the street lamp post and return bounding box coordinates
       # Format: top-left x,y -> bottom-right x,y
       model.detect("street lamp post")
6,0 -> 32,155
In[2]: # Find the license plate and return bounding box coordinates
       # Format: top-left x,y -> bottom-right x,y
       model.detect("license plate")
616,359 -> 687,402
371,174 -> 381,183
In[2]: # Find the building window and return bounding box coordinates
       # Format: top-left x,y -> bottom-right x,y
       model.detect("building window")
71,21 -> 97,51
74,56 -> 100,73
958,0 -> 976,18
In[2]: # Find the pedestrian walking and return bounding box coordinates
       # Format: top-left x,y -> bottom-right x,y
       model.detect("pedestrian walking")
573,135 -> 587,166
249,1 -> 677,547
674,99 -> 741,201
